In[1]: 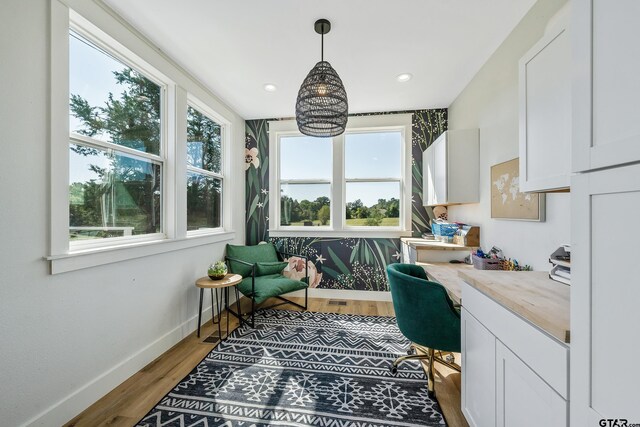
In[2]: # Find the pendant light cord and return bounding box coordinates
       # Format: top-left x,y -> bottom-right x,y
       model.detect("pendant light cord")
321,32 -> 324,62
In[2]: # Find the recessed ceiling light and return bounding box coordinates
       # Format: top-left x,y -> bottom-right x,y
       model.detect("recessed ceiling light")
396,73 -> 413,83
263,84 -> 277,92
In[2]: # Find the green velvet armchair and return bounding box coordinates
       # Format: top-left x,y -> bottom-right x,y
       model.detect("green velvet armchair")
386,263 -> 461,397
225,243 -> 309,327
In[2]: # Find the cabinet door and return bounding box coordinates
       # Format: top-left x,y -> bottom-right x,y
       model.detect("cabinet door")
433,136 -> 447,205
519,21 -> 571,192
496,341 -> 567,427
573,0 -> 640,172
462,308 -> 496,427
571,163 -> 640,426
423,145 -> 436,206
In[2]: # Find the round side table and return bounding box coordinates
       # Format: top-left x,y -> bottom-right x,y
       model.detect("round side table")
196,274 -> 243,341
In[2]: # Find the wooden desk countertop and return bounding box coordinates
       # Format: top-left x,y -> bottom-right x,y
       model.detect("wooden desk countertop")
417,262 -> 473,304
458,270 -> 570,343
416,263 -> 570,343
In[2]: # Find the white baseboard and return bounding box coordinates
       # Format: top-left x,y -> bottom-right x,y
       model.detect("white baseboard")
22,288 -> 388,426
23,305 -> 216,427
286,288 -> 393,302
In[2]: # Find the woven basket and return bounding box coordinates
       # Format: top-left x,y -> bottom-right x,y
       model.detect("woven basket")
472,254 -> 502,270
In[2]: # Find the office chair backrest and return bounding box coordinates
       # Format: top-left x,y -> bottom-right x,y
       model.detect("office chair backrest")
386,263 -> 461,353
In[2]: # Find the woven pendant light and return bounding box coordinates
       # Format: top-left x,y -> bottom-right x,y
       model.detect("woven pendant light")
295,19 -> 348,137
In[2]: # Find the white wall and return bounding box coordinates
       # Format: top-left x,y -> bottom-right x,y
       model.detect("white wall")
447,0 -> 569,270
0,1 -> 245,426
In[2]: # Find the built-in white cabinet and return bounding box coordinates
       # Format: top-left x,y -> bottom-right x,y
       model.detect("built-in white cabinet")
571,1 -> 640,425
571,163 -> 640,426
461,309 -> 496,427
461,282 -> 569,427
422,129 -> 479,206
573,0 -> 640,172
519,5 -> 571,192
496,342 -> 568,427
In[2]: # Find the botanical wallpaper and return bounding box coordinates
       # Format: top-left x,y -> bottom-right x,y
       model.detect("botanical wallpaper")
245,109 -> 447,291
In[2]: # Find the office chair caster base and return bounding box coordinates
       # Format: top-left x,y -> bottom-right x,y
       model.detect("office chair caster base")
390,365 -> 398,374
407,347 -> 416,355
428,389 -> 436,399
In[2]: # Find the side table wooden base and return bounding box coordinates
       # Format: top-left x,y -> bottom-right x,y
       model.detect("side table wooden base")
196,274 -> 243,342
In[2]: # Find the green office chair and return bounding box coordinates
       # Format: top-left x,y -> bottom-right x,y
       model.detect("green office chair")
386,263 -> 461,397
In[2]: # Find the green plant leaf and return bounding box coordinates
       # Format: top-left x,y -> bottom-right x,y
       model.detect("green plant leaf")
328,247 -> 350,276
247,194 -> 259,219
373,241 -> 385,264
249,221 -> 256,245
261,155 -> 269,181
349,244 -> 358,264
321,266 -> 340,279
246,171 -> 253,193
375,238 -> 397,250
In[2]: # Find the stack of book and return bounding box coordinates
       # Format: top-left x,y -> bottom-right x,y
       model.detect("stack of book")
549,245 -> 571,285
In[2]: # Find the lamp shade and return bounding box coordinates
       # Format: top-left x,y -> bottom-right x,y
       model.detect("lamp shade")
295,60 -> 348,137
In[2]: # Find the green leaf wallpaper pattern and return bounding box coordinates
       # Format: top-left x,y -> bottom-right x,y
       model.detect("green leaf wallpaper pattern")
270,237 -> 401,292
245,109 -> 447,291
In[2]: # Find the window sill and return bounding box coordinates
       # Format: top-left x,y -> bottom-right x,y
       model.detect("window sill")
47,231 -> 236,274
268,229 -> 412,239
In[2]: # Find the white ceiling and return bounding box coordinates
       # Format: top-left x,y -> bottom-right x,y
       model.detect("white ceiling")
104,0 -> 536,119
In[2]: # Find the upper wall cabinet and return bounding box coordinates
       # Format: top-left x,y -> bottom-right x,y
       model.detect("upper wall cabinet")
423,129 -> 479,206
573,0 -> 640,172
519,6 -> 571,192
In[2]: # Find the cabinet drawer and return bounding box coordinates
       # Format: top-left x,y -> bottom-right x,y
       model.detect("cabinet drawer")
462,282 -> 569,398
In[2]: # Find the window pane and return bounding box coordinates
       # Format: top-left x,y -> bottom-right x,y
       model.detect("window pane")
187,106 -> 221,173
69,144 -> 161,240
345,182 -> 400,227
187,173 -> 222,231
280,183 -> 330,226
69,31 -> 161,155
345,132 -> 402,179
280,136 -> 331,180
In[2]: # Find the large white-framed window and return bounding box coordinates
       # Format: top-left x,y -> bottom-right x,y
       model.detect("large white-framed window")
186,96 -> 229,236
269,114 -> 413,238
48,3 -> 236,273
67,25 -> 169,251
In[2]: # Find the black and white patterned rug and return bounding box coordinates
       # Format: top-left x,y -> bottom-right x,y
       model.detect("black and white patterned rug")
137,309 -> 446,426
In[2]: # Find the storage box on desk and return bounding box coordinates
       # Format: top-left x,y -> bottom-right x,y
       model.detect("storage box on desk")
432,222 -> 460,237
472,254 -> 503,270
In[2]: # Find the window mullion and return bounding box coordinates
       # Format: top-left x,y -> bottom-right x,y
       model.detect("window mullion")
333,133 -> 345,231
164,83 -> 178,240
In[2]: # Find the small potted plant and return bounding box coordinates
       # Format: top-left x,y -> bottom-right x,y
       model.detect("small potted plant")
208,260 -> 227,280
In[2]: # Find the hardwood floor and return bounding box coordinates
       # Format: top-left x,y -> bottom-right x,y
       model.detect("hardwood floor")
65,297 -> 468,427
